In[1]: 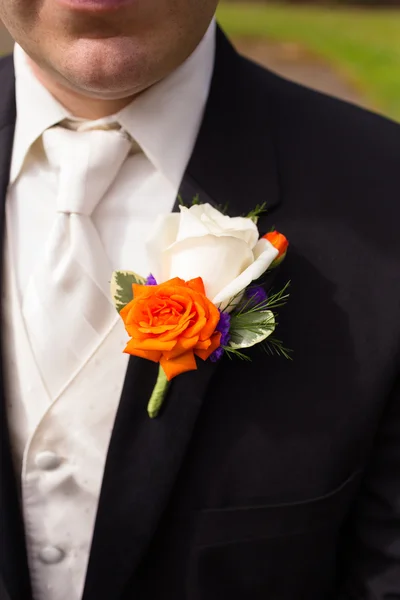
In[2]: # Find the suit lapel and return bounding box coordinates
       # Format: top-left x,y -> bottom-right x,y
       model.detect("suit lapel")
0,56 -> 32,600
184,29 -> 280,216
83,28 -> 281,600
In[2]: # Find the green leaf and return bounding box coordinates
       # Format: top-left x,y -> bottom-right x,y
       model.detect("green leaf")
229,310 -> 275,350
110,270 -> 146,313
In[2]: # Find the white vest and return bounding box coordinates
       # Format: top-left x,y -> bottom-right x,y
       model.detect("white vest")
3,215 -> 130,600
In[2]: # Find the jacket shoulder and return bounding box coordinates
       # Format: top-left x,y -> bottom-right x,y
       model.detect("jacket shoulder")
238,54 -> 400,157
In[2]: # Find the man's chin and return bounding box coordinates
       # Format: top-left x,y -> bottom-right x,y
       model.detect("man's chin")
35,37 -> 152,99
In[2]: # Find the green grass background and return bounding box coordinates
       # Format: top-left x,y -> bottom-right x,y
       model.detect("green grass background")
217,3 -> 400,122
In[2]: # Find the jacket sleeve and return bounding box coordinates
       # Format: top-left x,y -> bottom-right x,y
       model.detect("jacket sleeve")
337,374 -> 400,599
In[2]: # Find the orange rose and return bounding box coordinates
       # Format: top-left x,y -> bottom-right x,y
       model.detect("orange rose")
263,231 -> 289,267
120,277 -> 222,381
263,231 -> 289,256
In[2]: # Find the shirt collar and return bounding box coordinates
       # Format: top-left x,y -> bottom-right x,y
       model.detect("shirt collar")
10,19 -> 216,187
116,19 -> 216,187
10,43 -> 70,184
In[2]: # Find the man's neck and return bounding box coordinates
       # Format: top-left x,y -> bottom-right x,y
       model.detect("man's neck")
28,58 -> 136,119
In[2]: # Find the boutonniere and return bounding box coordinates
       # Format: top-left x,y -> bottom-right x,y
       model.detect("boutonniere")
111,202 -> 290,418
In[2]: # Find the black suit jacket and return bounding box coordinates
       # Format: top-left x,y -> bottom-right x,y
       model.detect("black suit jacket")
1,27 -> 400,600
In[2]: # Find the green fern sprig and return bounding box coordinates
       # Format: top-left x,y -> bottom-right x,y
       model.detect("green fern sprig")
233,281 -> 291,318
222,346 -> 252,361
245,202 -> 268,222
262,337 -> 293,360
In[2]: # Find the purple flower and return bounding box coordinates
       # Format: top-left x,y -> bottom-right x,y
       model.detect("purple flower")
146,274 -> 158,286
246,285 -> 267,307
217,311 -> 231,345
210,346 -> 224,363
210,311 -> 231,363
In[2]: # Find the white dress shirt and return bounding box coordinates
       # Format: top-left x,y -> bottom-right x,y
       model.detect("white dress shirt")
4,20 -> 215,600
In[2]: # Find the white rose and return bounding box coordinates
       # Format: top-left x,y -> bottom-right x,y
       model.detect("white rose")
146,203 -> 279,311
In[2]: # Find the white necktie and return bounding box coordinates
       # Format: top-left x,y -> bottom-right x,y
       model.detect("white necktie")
22,126 -> 132,399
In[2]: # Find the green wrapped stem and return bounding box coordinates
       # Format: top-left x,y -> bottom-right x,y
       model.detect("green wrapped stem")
147,366 -> 170,418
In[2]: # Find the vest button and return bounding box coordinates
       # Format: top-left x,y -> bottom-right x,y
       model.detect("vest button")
39,546 -> 65,565
35,451 -> 61,471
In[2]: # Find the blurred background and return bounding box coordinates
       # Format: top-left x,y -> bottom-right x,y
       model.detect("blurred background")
1,1 -> 399,122
218,1 -> 400,121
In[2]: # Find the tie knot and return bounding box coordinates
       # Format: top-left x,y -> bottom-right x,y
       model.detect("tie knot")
42,126 -> 132,217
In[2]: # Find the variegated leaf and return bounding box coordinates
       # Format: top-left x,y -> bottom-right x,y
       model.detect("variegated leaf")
110,270 -> 146,313
229,310 -> 275,350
